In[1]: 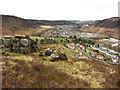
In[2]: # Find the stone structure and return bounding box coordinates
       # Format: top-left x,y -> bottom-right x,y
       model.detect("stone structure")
3,35 -> 38,54
43,48 -> 68,62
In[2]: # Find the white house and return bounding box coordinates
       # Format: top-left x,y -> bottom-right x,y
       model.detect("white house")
79,55 -> 88,60
70,45 -> 75,49
76,43 -> 80,46
91,51 -> 95,57
78,50 -> 82,55
70,43 -> 75,46
97,55 -> 104,60
75,48 -> 79,53
67,44 -> 75,49
80,45 -> 85,49
86,49 -> 89,53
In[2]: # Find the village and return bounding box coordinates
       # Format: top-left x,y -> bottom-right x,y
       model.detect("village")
41,25 -> 104,38
40,25 -> 120,64
66,42 -> 119,64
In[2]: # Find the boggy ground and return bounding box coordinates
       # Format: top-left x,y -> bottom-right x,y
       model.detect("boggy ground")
2,44 -> 119,88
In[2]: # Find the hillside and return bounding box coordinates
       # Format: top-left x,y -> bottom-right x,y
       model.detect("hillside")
2,15 -> 34,28
2,44 -> 119,88
28,20 -> 77,26
1,15 -> 39,37
74,17 -> 120,39
78,26 -> 119,39
92,17 -> 119,29
1,15 -> 120,39
1,15 -> 77,36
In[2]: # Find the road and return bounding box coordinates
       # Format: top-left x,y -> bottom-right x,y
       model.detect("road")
76,46 -> 120,65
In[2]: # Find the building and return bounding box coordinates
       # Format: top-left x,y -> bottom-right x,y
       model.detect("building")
86,49 -> 89,53
78,50 -> 82,55
79,55 -> 88,60
70,43 -> 75,46
67,44 -> 75,49
97,55 -> 104,60
76,43 -> 80,46
75,48 -> 79,53
80,45 -> 85,49
91,51 -> 95,57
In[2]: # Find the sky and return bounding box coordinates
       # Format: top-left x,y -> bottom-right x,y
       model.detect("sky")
0,0 -> 119,20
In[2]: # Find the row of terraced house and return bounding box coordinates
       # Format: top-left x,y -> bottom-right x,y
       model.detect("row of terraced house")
66,43 -> 104,60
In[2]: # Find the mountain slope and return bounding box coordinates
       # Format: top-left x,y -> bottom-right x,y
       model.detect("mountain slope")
1,15 -> 37,36
1,15 -> 77,36
92,17 -> 119,29
2,15 -> 34,28
28,20 -> 77,26
76,17 -> 120,39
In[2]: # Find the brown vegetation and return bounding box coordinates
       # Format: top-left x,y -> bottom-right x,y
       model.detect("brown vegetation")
2,44 -> 119,88
78,26 -> 119,39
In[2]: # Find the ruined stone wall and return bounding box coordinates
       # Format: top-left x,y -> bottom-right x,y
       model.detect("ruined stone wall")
3,35 -> 38,54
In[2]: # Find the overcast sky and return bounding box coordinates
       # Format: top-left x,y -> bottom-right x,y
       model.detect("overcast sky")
0,0 -> 119,20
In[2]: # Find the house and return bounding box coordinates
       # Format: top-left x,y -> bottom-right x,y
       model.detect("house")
112,43 -> 119,47
70,43 -> 75,46
66,44 -> 71,48
91,51 -> 95,57
78,50 -> 82,55
69,45 -> 75,49
111,56 -> 118,63
86,49 -> 89,53
79,55 -> 88,60
66,44 -> 73,49
80,45 -> 85,49
112,59 -> 117,63
97,55 -> 104,60
75,48 -> 79,53
76,43 -> 80,46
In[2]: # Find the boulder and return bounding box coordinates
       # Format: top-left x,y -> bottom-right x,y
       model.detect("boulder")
44,48 -> 53,56
49,53 -> 59,62
58,52 -> 68,60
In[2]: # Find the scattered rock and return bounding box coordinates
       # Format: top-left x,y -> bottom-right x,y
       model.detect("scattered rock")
44,48 -> 53,56
43,48 -> 68,62
58,52 -> 68,61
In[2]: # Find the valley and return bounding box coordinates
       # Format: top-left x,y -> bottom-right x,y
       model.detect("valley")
1,15 -> 120,88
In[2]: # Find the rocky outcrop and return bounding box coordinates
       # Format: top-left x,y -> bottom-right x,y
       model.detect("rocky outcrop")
43,48 -> 68,62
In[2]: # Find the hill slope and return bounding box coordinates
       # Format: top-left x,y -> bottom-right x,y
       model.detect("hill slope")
28,20 -> 76,26
76,17 -> 120,39
2,15 -> 34,28
1,15 -> 77,36
2,44 -> 119,88
92,17 -> 119,29
1,15 -> 38,36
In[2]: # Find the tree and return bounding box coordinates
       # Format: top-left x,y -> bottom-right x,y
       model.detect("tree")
95,50 -> 99,53
91,42 -> 95,45
38,34 -> 41,37
40,39 -> 44,44
70,36 -> 72,38
67,40 -> 70,43
36,38 -> 38,42
79,38 -> 81,41
60,39 -> 63,43
88,40 -> 91,44
74,36 -> 77,39
97,44 -> 100,48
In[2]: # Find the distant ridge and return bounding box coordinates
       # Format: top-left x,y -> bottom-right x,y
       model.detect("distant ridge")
92,17 -> 120,29
2,15 -> 34,28
28,19 -> 76,26
1,15 -> 77,36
